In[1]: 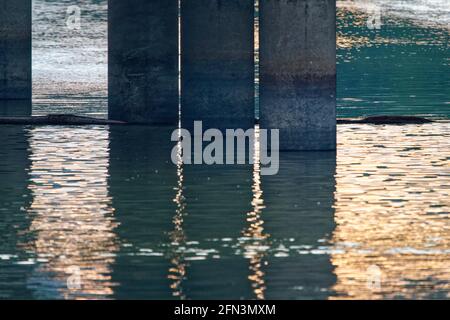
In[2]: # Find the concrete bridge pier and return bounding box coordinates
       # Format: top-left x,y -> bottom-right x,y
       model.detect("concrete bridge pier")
259,0 -> 336,151
181,0 -> 255,131
108,0 -> 179,125
0,0 -> 32,116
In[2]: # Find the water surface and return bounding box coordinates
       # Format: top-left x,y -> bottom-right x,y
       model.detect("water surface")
337,1 -> 449,118
0,123 -> 449,299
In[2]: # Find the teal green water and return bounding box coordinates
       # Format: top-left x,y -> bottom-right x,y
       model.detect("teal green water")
337,7 -> 449,118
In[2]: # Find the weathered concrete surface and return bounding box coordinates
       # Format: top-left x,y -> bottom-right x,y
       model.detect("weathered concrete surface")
181,0 -> 255,130
108,0 -> 178,124
259,0 -> 336,150
0,0 -> 31,102
0,100 -> 31,117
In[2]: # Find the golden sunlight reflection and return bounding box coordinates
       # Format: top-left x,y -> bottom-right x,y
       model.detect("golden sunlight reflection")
337,0 -> 450,31
336,4 -> 449,51
168,136 -> 188,299
25,127 -> 118,299
241,125 -> 270,300
337,6 -> 372,50
331,124 -> 450,299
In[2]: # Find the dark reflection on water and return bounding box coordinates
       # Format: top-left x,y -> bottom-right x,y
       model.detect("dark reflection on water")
0,126 -> 33,299
0,123 -> 449,299
172,159 -> 253,299
108,126 -> 177,299
262,151 -> 336,300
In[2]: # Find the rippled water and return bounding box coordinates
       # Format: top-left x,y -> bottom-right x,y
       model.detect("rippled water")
1,0 -> 448,300
32,0 -> 107,117
339,0 -> 450,28
337,2 -> 449,118
0,123 -> 449,299
333,123 -> 450,299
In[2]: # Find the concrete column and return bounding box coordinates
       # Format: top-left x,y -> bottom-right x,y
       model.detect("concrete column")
181,0 -> 255,130
0,100 -> 31,117
259,0 -> 336,150
0,0 -> 32,115
108,0 -> 178,124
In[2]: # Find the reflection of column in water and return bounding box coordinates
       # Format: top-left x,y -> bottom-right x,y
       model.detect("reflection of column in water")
262,150 -> 336,299
0,126 -> 33,298
108,126 -> 177,299
25,126 -> 118,299
181,139 -> 253,299
168,137 -> 188,299
241,126 -> 270,300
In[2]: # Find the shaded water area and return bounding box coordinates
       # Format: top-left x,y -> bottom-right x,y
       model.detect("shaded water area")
0,0 -> 449,299
0,123 -> 449,299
